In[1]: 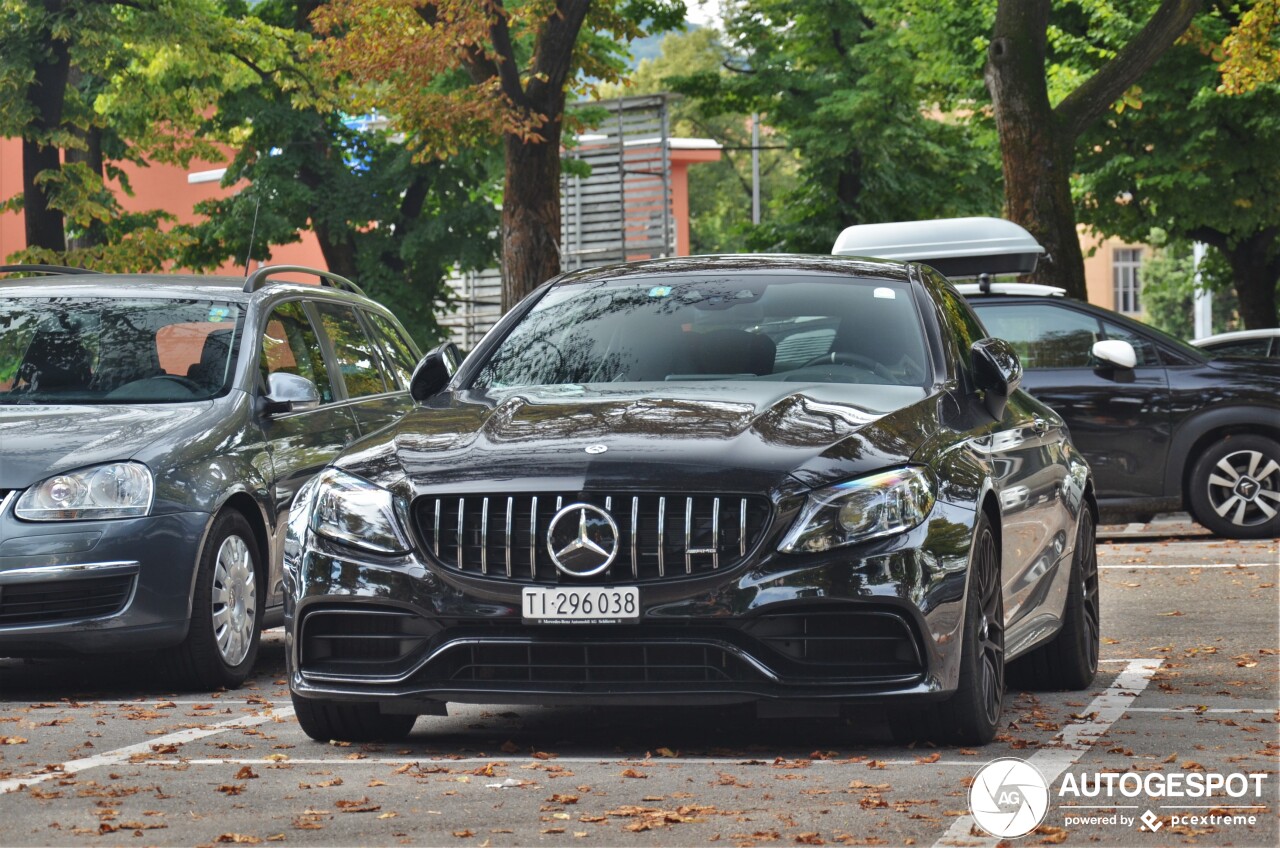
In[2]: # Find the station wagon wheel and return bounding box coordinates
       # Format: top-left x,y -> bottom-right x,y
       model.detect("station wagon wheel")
212,534 -> 257,667
1188,435 -> 1280,540
161,511 -> 264,689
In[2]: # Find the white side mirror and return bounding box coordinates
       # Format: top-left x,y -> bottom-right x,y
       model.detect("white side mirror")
1092,339 -> 1137,369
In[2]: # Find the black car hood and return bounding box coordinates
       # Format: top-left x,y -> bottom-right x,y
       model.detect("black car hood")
0,402 -> 213,489
341,382 -> 942,496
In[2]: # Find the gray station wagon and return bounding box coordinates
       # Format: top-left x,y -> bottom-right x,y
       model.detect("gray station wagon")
0,264 -> 422,688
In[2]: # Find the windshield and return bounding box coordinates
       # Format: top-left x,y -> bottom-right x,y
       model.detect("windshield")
471,275 -> 930,390
0,297 -> 244,405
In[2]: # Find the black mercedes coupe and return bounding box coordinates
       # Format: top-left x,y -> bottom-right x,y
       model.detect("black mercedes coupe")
283,255 -> 1098,745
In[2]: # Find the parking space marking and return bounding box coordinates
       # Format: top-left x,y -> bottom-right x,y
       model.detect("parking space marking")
933,658 -> 1163,848
1098,562 -> 1276,569
120,756 -> 984,767
0,706 -> 294,795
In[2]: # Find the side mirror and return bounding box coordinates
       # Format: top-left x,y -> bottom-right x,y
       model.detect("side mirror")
409,341 -> 462,402
971,337 -> 1023,420
263,372 -> 321,416
1092,339 -> 1137,369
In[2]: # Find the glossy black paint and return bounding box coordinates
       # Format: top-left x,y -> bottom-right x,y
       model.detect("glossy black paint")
285,256 -> 1095,714
966,294 -> 1280,521
0,276 -> 419,656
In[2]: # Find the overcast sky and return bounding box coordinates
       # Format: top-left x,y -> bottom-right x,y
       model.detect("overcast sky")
685,0 -> 722,28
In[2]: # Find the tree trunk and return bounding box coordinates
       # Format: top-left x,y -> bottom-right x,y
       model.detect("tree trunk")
65,124 -> 106,251
501,119 -> 563,312
985,0 -> 1200,300
1224,231 -> 1280,329
22,4 -> 72,253
985,1 -> 1087,297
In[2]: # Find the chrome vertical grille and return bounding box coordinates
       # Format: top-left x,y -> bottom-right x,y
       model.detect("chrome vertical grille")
413,492 -> 771,585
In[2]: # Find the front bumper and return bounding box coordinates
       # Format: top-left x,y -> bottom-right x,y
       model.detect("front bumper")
286,501 -> 980,711
0,506 -> 210,655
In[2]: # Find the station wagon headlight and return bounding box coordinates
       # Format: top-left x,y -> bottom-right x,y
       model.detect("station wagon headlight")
15,462 -> 153,521
310,468 -> 411,555
779,467 -> 935,553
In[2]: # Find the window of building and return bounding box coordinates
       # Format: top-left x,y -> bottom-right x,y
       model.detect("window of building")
1113,248 -> 1143,314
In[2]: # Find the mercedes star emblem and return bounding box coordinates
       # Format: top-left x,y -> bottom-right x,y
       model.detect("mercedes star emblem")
546,503 -> 620,577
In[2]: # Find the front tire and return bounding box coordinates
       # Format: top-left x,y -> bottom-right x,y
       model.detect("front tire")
293,694 -> 417,743
891,512 -> 1004,746
1188,435 -> 1280,539
1008,508 -> 1100,690
162,511 -> 263,690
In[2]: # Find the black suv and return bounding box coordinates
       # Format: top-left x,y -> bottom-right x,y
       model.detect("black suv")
0,264 -> 420,687
961,283 -> 1280,539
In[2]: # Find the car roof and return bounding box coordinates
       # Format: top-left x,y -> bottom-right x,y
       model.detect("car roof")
549,254 -> 916,286
955,282 -> 1067,297
0,269 -> 375,306
1191,328 -> 1280,346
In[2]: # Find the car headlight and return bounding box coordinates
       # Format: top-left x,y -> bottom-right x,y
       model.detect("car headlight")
15,462 -> 153,521
779,467 -> 935,553
310,468 -> 411,555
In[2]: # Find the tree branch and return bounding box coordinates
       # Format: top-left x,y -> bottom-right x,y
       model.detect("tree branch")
527,0 -> 592,105
485,0 -> 530,106
1055,0 -> 1202,140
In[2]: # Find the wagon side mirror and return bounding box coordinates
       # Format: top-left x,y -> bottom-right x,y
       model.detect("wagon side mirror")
262,372 -> 321,416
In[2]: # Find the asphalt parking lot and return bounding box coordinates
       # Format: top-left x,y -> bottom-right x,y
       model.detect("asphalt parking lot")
1,518 -> 1276,848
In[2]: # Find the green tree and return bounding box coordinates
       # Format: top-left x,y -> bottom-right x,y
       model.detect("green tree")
1078,10 -> 1280,328
668,0 -> 1003,255
1137,235 -> 1239,337
314,0 -> 688,311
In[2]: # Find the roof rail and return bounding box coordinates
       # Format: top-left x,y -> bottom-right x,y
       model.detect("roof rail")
0,263 -> 101,276
243,264 -> 366,296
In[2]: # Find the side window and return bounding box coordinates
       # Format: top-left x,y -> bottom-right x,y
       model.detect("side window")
939,287 -> 988,352
314,302 -> 389,399
366,312 -> 419,388
260,300 -> 334,403
1100,320 -> 1161,367
970,303 -> 1101,369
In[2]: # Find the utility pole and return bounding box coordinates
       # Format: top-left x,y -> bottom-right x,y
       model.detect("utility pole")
1192,242 -> 1212,339
751,113 -> 760,226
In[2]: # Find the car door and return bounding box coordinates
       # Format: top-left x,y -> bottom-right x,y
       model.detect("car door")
257,299 -> 361,603
970,300 -> 1172,501
312,301 -> 415,436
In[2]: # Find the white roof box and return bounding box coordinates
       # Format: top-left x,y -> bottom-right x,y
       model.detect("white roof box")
832,216 -> 1045,278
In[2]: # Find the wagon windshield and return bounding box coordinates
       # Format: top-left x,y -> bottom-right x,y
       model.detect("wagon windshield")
0,297 -> 244,404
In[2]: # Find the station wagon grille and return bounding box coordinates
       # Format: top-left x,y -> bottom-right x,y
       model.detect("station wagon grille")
412,493 -> 772,584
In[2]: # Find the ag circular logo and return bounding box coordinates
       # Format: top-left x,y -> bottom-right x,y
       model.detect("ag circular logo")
969,758 -> 1050,838
545,503 -> 619,577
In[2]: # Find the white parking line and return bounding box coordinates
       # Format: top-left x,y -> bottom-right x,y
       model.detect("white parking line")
1098,562 -> 1276,569
118,756 -> 984,767
0,707 -> 294,795
932,658 -> 1163,848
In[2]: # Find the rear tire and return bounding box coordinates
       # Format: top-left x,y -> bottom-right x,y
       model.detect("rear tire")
292,694 -> 417,743
890,512 -> 1004,746
161,511 -> 263,690
1007,508 -> 1099,690
1187,435 -> 1280,539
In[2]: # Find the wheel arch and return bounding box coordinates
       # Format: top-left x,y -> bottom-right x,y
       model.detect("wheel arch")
185,490 -> 273,618
1168,407 -> 1280,510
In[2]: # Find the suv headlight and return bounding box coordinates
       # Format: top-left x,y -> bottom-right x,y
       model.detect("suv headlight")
779,467 -> 935,553
15,462 -> 153,521
310,468 -> 411,555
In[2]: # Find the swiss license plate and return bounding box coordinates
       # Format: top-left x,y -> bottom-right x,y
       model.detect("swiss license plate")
522,586 -> 639,624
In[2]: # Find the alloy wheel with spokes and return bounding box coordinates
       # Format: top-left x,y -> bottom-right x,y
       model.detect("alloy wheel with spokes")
212,534 -> 257,667
973,526 -> 1005,729
1190,436 -> 1280,540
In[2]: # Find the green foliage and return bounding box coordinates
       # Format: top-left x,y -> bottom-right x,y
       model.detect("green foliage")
1139,237 -> 1239,338
666,0 -> 1003,254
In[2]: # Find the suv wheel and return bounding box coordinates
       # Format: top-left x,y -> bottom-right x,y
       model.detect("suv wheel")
1188,435 -> 1280,539
293,694 -> 418,742
162,511 -> 263,689
890,512 -> 1004,745
1008,509 -> 1100,690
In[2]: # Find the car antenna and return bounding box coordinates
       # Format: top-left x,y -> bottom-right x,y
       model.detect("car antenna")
978,272 -> 992,295
242,191 -> 262,280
